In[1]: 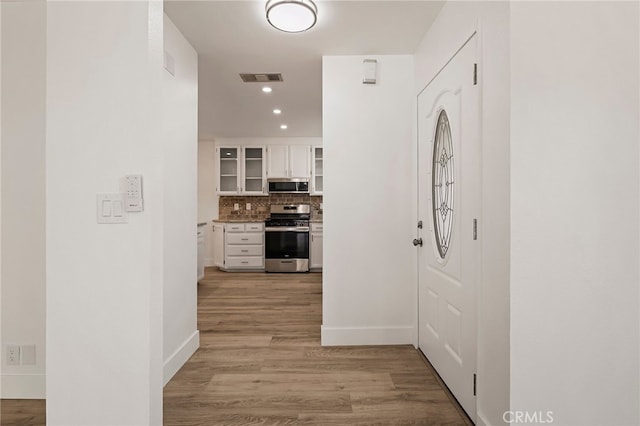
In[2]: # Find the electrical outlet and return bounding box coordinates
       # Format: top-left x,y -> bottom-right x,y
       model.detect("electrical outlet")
246,203 -> 251,210
234,203 -> 239,211
7,345 -> 20,366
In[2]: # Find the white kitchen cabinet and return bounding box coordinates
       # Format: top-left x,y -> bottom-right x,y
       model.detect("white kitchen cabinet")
266,145 -> 289,178
213,222 -> 225,268
242,146 -> 267,195
216,147 -> 241,195
289,145 -> 311,179
267,145 -> 311,179
216,146 -> 267,195
311,146 -> 323,195
223,222 -> 264,271
310,222 -> 323,270
197,224 -> 206,281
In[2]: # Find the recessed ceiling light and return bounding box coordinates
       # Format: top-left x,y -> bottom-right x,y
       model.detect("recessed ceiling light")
273,109 -> 282,114
280,124 -> 288,130
262,86 -> 272,93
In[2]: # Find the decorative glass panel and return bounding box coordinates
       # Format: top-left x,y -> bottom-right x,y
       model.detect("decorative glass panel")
432,110 -> 454,259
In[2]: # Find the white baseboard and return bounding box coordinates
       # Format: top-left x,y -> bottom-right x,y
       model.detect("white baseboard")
1,374 -> 45,399
163,330 -> 199,386
321,325 -> 414,346
204,257 -> 215,267
476,411 -> 491,426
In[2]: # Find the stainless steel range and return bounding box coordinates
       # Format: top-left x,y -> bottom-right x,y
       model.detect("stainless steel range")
264,204 -> 310,273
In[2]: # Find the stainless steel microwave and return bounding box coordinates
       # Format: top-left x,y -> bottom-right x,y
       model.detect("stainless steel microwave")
267,178 -> 309,194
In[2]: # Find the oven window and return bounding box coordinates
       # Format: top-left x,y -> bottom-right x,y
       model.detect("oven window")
265,231 -> 310,259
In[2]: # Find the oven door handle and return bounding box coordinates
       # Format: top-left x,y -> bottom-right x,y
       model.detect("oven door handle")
265,227 -> 310,232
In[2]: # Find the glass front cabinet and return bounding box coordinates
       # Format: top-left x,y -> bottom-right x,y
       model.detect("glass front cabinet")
216,146 -> 267,195
242,147 -> 267,195
311,146 -> 323,195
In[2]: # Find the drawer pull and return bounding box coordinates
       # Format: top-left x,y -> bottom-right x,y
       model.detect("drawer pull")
241,261 -> 249,264
241,238 -> 249,241
241,250 -> 249,253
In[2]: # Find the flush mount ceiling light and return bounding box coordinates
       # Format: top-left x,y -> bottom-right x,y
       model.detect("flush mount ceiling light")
262,86 -> 273,93
265,0 -> 317,33
273,109 -> 282,114
280,124 -> 288,129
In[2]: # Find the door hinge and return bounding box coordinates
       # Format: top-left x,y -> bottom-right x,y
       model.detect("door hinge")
473,373 -> 477,396
473,63 -> 478,85
473,219 -> 478,240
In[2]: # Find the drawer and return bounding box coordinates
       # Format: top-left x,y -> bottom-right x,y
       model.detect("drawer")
225,256 -> 263,269
226,233 -> 263,245
311,223 -> 323,232
226,223 -> 245,232
226,245 -> 263,256
245,223 -> 264,232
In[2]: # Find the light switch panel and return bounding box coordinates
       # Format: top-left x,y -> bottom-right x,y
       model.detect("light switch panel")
97,194 -> 128,224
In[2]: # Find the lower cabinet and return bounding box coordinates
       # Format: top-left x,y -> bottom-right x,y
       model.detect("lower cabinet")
222,222 -> 265,271
213,222 -> 225,268
310,222 -> 323,271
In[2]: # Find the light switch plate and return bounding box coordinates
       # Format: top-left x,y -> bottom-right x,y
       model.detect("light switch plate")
97,194 -> 128,224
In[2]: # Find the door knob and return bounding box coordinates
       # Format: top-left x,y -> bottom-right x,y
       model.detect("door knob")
413,238 -> 423,247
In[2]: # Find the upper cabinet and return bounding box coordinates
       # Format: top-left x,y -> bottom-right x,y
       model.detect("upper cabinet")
217,143 -> 319,195
266,145 -> 289,178
216,146 -> 266,195
311,146 -> 323,195
242,147 -> 267,195
217,147 -> 241,195
289,145 -> 311,179
267,145 -> 311,179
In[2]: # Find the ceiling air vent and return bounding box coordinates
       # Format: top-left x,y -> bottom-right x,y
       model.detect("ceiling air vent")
239,73 -> 284,83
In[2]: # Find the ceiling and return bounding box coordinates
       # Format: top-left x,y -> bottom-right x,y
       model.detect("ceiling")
164,1 -> 445,140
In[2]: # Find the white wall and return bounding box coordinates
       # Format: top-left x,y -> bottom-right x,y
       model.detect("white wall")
510,2 -> 639,425
414,3 -> 511,425
198,140 -> 217,265
0,0 -> 46,398
322,55 -> 415,345
162,14 -> 199,386
46,2 -> 164,424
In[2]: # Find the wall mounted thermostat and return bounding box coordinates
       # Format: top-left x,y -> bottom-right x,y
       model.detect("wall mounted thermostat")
363,59 -> 377,85
124,174 -> 144,212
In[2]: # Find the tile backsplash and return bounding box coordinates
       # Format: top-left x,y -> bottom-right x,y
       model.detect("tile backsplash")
218,194 -> 323,221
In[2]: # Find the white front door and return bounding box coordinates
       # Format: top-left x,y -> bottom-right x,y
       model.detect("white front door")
417,35 -> 480,419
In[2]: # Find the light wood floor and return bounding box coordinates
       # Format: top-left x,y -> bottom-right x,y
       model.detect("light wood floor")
163,268 -> 470,425
1,268 -> 470,426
